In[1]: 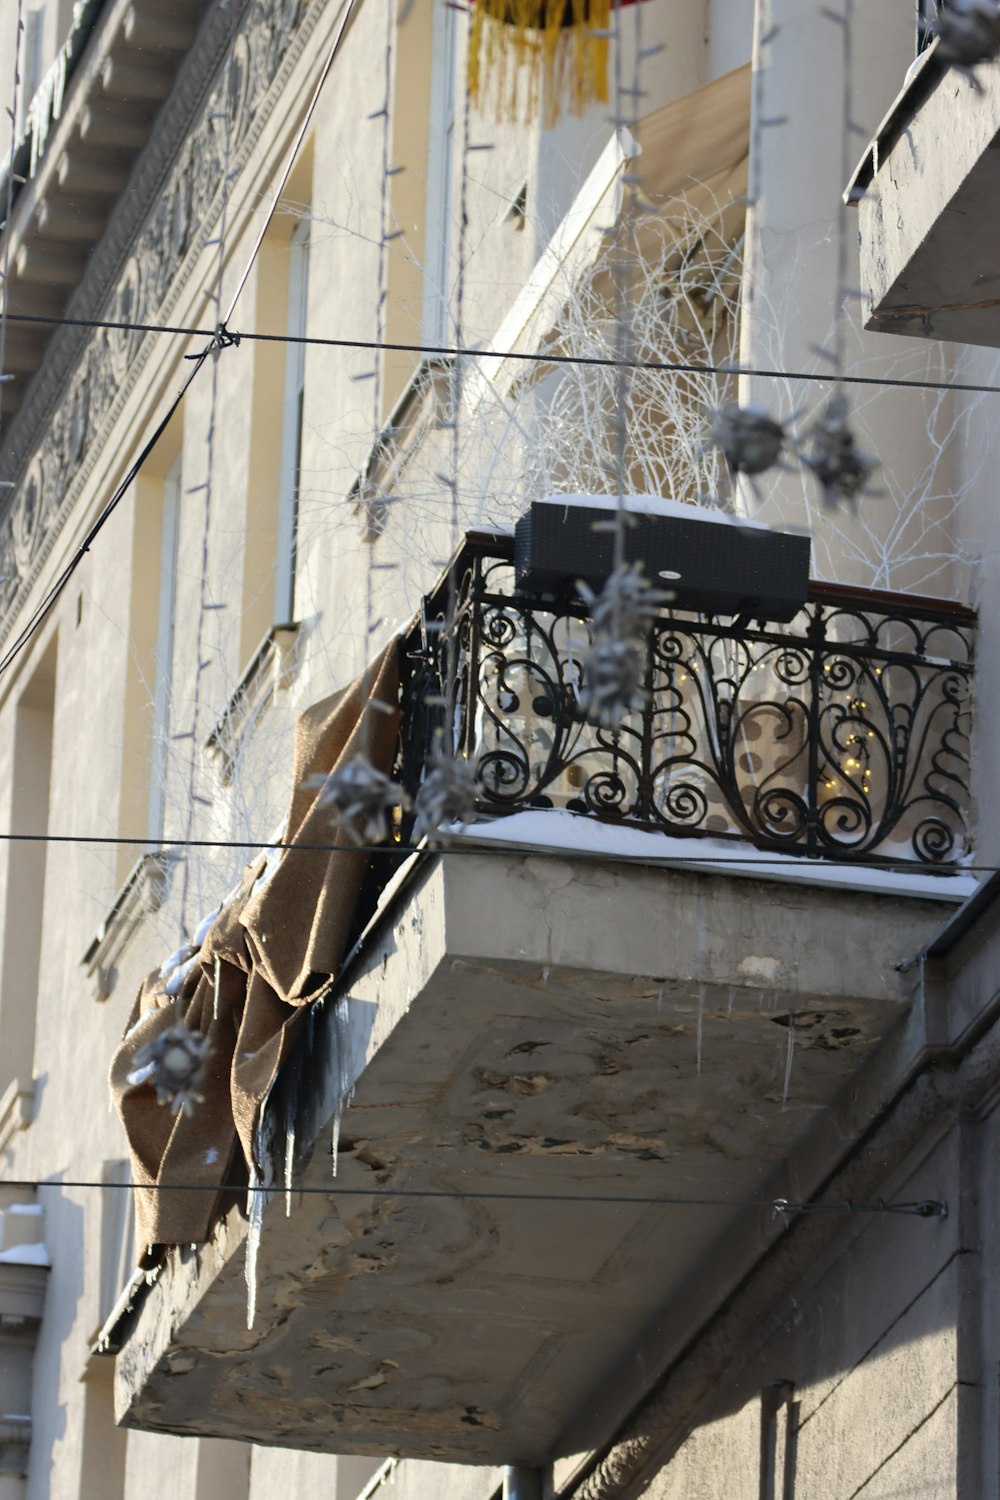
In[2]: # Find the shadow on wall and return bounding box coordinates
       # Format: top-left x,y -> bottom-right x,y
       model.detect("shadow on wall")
585,1114 -> 967,1500
29,1176 -> 83,1500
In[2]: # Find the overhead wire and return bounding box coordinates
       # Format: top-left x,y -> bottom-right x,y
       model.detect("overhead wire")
4,309 -> 1000,398
0,1175 -> 947,1217
0,352 -> 211,680
0,824 -> 984,871
0,0 -> 362,684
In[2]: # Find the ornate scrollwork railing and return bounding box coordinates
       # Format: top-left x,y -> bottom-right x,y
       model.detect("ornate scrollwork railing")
400,534 -> 975,868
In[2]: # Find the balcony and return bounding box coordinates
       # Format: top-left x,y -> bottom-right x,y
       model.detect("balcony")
111,532 -> 976,1470
850,43 -> 1000,347
0,0 -> 216,421
403,533 -> 974,871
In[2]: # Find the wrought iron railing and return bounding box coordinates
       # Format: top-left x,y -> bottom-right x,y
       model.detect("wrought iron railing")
400,534 -> 975,868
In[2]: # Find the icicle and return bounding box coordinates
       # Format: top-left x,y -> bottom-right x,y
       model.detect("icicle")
245,1168 -> 263,1331
284,1123 -> 295,1217
782,1021 -> 795,1108
695,983 -> 704,1076
245,1106 -> 274,1330
213,955 -> 221,1021
326,996 -> 353,1182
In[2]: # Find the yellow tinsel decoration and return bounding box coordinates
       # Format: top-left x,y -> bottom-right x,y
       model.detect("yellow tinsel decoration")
468,0 -> 614,127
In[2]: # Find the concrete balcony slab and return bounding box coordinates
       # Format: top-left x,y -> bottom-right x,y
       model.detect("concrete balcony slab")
854,50 -> 1000,347
113,849 -> 958,1465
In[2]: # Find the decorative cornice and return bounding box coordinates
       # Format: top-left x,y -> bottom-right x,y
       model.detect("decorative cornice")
0,0 -> 331,649
205,623 -> 299,785
81,850 -> 172,1002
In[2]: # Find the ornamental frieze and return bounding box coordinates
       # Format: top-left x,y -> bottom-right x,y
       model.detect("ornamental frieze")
0,0 -> 321,638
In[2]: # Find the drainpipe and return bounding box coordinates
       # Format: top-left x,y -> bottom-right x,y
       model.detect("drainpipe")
503,1467 -> 543,1500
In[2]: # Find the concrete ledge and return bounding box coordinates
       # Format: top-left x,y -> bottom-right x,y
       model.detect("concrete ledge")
858,52 -> 1000,346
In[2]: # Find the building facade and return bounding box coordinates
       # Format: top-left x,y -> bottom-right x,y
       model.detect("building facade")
2,1 -> 999,1499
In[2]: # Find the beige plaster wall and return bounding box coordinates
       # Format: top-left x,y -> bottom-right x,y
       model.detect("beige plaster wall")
0,1 -> 983,1499
644,1127 -> 965,1500
739,1 -> 963,596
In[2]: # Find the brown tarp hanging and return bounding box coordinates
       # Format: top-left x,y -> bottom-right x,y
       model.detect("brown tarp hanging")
110,640 -> 400,1252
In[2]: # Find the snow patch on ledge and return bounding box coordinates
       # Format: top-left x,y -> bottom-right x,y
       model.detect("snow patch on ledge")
0,1242 -> 51,1267
443,810 -> 977,903
534,492 -> 777,532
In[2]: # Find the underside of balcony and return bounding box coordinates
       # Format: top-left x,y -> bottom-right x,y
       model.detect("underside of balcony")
112,845 -> 959,1465
852,46 -> 1000,347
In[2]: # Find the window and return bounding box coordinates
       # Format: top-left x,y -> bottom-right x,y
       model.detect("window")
0,637 -> 56,1100
275,214 -> 310,626
147,452 -> 182,846
98,1160 -> 134,1326
421,0 -> 459,348
18,8 -> 45,129
114,416 -> 182,889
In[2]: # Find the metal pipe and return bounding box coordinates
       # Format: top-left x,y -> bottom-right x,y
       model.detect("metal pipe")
503,1467 -> 543,1500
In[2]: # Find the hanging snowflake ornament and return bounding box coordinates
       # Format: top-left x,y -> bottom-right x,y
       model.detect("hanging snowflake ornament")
128,1024 -> 211,1115
800,395 -> 878,509
414,751 -> 481,841
304,756 -> 402,843
578,637 -> 648,728
931,0 -> 1000,84
581,563 -> 672,639
710,403 -> 786,476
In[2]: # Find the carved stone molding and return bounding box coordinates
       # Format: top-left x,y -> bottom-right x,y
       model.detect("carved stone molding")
0,0 -> 334,648
205,623 -> 299,786
81,850 -> 172,1002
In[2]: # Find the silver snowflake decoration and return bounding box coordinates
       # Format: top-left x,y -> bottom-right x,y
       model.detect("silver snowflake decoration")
801,396 -> 878,509
578,637 -> 647,728
414,752 -> 480,841
932,0 -> 1000,83
710,403 -> 786,476
304,756 -> 402,843
581,563 -> 671,639
128,1024 -> 211,1115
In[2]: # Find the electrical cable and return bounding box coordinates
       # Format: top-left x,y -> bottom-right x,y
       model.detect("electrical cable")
0,1175 -> 947,1216
0,825 -> 983,871
0,352 -> 210,680
4,309 -> 1000,399
0,0 -> 361,683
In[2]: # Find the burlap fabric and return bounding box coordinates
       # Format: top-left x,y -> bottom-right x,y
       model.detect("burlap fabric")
110,641 -> 400,1251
